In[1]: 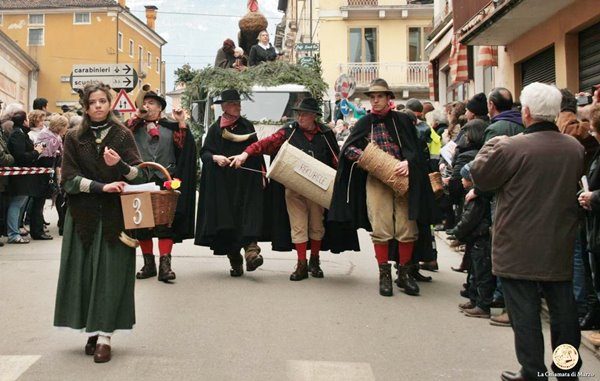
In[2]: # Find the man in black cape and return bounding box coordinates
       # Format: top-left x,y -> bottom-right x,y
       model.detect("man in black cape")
328,79 -> 437,297
230,97 -> 359,281
126,91 -> 197,282
195,90 -> 266,277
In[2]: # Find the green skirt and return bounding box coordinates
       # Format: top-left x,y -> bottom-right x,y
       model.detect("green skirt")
54,210 -> 136,335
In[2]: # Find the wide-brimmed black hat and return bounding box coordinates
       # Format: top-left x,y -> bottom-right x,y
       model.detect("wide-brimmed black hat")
292,97 -> 322,116
364,78 -> 395,99
214,89 -> 242,104
144,91 -> 167,110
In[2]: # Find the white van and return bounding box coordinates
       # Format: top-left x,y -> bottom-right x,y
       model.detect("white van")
193,84 -> 331,141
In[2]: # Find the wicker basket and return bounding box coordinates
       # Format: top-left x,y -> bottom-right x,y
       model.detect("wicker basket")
429,172 -> 444,198
137,162 -> 180,227
357,142 -> 409,196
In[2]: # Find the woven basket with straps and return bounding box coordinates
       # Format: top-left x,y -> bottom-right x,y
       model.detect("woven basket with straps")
137,162 -> 180,227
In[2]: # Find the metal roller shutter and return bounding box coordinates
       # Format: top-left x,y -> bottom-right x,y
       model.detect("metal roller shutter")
579,21 -> 600,93
521,46 -> 556,86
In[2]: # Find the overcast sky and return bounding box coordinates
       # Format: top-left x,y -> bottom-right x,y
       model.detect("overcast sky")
126,0 -> 283,92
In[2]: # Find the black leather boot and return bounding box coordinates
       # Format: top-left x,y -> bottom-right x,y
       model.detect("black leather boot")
408,263 -> 432,282
158,255 -> 176,282
396,264 -> 420,296
290,259 -> 308,281
227,252 -> 244,277
379,263 -> 393,297
308,256 -> 324,278
580,308 -> 600,330
136,254 -> 157,279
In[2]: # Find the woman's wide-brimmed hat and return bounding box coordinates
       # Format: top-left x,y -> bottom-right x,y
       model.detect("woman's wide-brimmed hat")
364,78 -> 395,99
214,89 -> 242,104
292,97 -> 322,116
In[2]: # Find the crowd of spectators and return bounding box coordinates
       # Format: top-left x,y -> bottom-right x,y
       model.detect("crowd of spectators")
0,98 -> 83,244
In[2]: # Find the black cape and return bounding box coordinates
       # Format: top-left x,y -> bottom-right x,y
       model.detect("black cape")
195,117 -> 267,254
267,122 -> 360,253
128,118 -> 198,243
329,111 -> 438,231
160,119 -> 198,242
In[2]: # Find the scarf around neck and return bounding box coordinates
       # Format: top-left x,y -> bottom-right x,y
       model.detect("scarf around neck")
371,105 -> 391,117
220,113 -> 240,129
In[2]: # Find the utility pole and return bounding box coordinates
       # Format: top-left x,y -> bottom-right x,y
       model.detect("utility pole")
309,0 -> 313,45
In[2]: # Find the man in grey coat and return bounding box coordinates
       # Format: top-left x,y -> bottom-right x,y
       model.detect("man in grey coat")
471,82 -> 584,381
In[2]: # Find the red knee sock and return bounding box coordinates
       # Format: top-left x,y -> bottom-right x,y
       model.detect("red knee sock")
310,239 -> 321,258
398,241 -> 415,266
374,243 -> 389,265
139,239 -> 153,255
158,238 -> 174,257
295,242 -> 307,261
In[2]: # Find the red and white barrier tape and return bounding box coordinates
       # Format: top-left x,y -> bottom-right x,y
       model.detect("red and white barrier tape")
0,167 -> 54,176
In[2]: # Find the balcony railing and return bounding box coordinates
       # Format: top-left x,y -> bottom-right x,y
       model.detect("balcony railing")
338,62 -> 429,88
346,0 -> 378,6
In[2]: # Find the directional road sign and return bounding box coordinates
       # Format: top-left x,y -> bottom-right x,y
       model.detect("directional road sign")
295,43 -> 319,52
340,98 -> 350,116
112,89 -> 137,113
70,64 -> 138,92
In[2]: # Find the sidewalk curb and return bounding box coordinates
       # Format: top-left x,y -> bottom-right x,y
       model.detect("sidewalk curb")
435,231 -> 600,361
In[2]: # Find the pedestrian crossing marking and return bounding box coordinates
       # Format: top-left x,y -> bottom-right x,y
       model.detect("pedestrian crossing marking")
287,360 -> 375,381
0,356 -> 41,381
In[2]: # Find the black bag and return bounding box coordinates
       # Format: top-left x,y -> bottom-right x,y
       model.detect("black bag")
586,211 -> 600,254
46,157 -> 60,199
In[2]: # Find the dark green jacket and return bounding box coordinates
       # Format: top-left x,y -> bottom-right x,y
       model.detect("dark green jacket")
484,120 -> 524,142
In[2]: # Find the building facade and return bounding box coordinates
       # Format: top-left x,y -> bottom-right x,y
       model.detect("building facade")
0,29 -> 38,109
428,0 -> 600,105
318,0 -> 433,100
277,0 -> 433,101
455,0 -> 600,97
426,0 -> 501,106
0,0 -> 166,112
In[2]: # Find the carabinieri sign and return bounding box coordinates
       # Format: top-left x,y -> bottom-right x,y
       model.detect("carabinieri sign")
70,64 -> 138,92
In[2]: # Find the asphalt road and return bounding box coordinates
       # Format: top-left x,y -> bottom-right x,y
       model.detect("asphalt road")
0,206 -> 599,381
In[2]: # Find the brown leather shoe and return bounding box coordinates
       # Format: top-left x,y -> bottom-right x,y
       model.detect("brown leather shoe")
290,259 -> 308,281
500,370 -> 528,381
463,306 -> 491,319
308,256 -> 324,278
490,311 -> 511,327
244,243 -> 263,272
85,335 -> 98,356
93,344 -> 111,363
227,252 -> 244,277
458,301 -> 475,312
588,331 -> 600,346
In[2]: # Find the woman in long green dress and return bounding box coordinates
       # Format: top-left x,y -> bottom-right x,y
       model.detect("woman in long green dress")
54,83 -> 148,363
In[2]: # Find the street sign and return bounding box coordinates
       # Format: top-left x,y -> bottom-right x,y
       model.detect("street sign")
295,43 -> 319,52
340,99 -> 350,116
334,74 -> 356,99
70,64 -> 138,92
299,56 -> 315,67
112,89 -> 137,112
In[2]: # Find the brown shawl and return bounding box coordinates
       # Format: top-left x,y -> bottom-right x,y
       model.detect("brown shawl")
61,121 -> 142,248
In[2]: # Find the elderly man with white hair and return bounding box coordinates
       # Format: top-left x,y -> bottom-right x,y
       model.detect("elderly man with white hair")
470,82 -> 584,381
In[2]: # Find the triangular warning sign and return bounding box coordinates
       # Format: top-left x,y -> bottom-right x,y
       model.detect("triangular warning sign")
112,89 -> 137,113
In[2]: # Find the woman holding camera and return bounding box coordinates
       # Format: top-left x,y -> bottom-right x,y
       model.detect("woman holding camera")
36,114 -> 69,234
